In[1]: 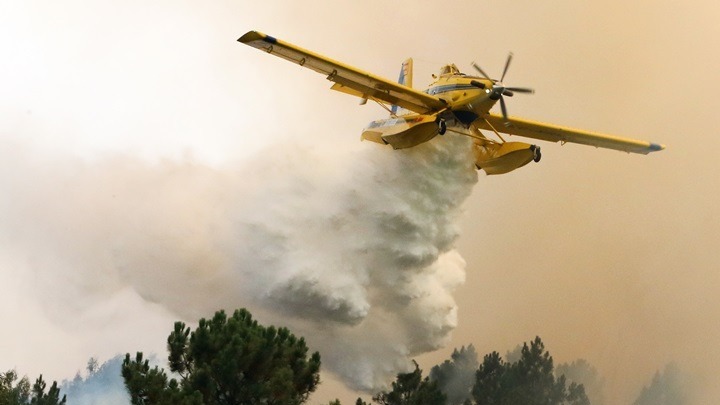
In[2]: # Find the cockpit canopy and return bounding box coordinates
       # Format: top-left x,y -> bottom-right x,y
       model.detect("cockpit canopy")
438,64 -> 461,77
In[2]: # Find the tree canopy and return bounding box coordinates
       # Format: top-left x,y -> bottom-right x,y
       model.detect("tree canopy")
472,337 -> 589,405
0,370 -> 29,405
357,361 -> 445,405
0,371 -> 66,405
354,337 -> 589,405
122,308 -> 321,405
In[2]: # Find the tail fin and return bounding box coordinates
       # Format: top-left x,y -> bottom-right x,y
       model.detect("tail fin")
398,58 -> 413,88
391,58 -> 413,116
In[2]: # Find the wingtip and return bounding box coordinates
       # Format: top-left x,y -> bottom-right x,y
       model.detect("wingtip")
649,143 -> 666,152
237,30 -> 264,43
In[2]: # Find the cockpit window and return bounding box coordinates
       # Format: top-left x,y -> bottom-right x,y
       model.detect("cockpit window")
439,64 -> 461,76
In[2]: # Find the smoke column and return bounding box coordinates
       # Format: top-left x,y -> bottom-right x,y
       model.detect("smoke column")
0,133 -> 477,390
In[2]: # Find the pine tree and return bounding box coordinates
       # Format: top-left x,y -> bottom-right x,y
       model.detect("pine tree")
472,337 -> 590,405
0,371 -> 65,405
122,308 -> 321,405
358,361 -> 445,405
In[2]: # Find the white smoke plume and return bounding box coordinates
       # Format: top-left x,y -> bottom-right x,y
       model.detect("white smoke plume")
60,356 -> 130,405
0,133 -> 477,391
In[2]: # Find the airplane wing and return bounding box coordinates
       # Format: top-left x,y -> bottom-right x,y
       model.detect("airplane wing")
476,113 -> 665,154
238,31 -> 447,114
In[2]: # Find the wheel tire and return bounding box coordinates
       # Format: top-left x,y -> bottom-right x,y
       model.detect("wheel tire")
533,147 -> 542,163
438,119 -> 447,135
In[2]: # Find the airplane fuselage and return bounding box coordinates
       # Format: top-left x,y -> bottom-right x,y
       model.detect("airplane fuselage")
360,68 -> 542,174
361,72 -> 497,149
425,75 -> 496,123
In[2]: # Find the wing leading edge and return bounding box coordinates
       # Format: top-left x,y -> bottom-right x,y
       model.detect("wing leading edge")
477,113 -> 665,155
238,31 -> 446,114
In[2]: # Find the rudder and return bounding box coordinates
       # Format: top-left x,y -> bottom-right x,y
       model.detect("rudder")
391,58 -> 413,116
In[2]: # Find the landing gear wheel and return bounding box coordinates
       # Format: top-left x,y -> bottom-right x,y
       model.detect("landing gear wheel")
531,145 -> 542,162
437,118 -> 447,135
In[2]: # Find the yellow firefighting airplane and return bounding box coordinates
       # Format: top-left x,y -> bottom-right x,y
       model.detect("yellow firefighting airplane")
239,31 -> 664,175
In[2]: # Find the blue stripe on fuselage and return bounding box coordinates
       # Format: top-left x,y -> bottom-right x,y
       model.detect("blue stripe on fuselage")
424,83 -> 477,95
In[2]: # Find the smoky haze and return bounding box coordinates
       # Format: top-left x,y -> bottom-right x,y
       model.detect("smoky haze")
2,1 -> 720,404
0,134 -> 477,391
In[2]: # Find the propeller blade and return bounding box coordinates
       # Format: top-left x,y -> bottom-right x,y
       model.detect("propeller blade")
471,62 -> 493,81
505,87 -> 535,94
500,52 -> 513,83
499,96 -> 508,122
473,52 -> 532,125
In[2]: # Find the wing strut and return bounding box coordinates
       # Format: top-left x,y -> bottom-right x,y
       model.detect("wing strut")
480,117 -> 507,143
372,98 -> 398,118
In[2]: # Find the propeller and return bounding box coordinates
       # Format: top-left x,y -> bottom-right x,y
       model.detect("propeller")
472,53 -> 534,124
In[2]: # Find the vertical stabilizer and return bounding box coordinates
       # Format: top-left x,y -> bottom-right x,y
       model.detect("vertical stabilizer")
391,58 -> 413,116
398,58 -> 413,88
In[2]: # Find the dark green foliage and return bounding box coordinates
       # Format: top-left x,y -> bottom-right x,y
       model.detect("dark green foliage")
472,337 -> 590,405
29,376 -> 66,405
359,338 -> 590,405
122,308 -> 321,405
0,371 -> 65,405
0,370 -> 30,405
121,352 -> 202,405
429,345 -> 479,405
359,361 -> 446,405
472,352 -> 505,405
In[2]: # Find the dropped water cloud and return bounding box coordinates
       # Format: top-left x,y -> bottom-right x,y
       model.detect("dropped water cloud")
0,133 -> 477,390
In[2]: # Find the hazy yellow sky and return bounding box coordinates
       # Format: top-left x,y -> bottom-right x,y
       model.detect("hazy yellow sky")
1,1 -> 719,404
